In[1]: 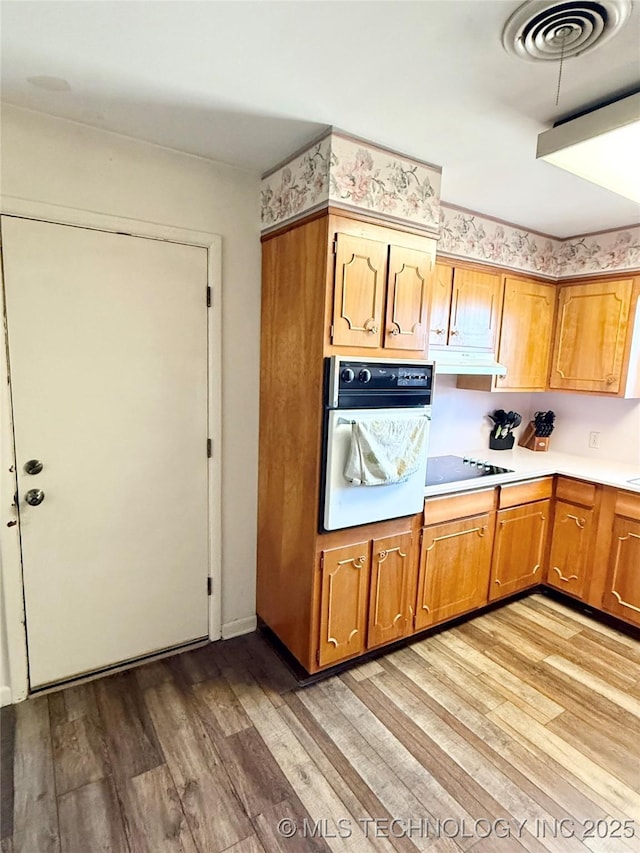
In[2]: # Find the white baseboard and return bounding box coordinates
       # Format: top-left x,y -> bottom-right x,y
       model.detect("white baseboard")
222,615 -> 257,640
0,685 -> 12,707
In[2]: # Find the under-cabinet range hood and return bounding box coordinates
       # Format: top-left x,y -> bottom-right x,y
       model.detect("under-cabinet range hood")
428,350 -> 507,376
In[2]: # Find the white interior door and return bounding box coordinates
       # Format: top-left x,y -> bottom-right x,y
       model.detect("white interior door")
2,216 -> 210,688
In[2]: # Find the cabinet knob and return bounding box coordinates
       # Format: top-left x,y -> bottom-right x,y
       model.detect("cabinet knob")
433,328 -> 445,335
389,328 -> 399,336
368,326 -> 378,335
450,329 -> 459,336
606,375 -> 616,384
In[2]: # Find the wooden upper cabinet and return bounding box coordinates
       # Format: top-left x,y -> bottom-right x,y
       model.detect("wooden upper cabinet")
549,278 -> 634,393
489,500 -> 550,601
415,513 -> 494,630
495,278 -> 556,391
332,233 -> 387,348
546,500 -> 594,599
428,263 -> 454,348
329,226 -> 434,353
385,246 -> 431,351
450,268 -> 501,351
318,540 -> 370,667
367,531 -> 415,648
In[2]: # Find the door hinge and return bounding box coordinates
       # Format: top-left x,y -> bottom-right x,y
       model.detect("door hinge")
207,577 -> 212,596
329,324 -> 335,339
207,438 -> 212,458
206,286 -> 212,308
332,239 -> 337,254
316,649 -> 320,664
320,553 -> 325,569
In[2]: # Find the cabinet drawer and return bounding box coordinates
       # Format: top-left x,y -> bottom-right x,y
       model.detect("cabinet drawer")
499,477 -> 554,509
615,489 -> 640,521
424,488 -> 496,526
555,477 -> 597,508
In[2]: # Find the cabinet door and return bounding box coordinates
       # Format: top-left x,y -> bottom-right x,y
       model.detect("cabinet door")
415,513 -> 494,630
490,500 -> 550,601
496,278 -> 555,391
318,541 -> 370,667
549,278 -> 633,393
546,501 -> 593,599
449,268 -> 501,350
331,233 -> 387,348
602,515 -> 640,627
368,531 -> 415,648
428,263 -> 453,348
384,246 -> 431,351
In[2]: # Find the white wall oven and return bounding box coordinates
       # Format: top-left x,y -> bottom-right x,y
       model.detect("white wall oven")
321,356 -> 434,531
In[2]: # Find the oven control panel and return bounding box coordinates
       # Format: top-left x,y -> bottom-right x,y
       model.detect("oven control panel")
328,357 -> 434,408
338,362 -> 431,389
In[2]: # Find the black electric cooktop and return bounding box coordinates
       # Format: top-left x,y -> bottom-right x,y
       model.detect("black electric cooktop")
426,454 -> 514,487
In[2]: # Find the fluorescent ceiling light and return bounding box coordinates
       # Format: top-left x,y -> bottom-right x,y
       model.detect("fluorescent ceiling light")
537,92 -> 640,203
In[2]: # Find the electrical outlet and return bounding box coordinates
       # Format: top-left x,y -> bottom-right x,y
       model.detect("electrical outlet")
589,431 -> 601,449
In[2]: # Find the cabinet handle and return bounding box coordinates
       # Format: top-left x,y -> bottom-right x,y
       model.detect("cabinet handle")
433,328 -> 445,335
450,329 -> 459,336
566,514 -> 586,529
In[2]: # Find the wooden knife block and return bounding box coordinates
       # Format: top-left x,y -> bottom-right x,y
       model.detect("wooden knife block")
519,422 -> 550,452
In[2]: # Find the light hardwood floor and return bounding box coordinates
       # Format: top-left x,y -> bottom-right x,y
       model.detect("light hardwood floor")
1,594 -> 639,853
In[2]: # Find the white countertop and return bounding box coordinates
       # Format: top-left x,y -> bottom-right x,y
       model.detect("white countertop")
424,447 -> 640,498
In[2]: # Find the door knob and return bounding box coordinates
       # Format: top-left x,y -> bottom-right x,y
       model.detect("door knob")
25,489 -> 45,506
24,459 -> 44,475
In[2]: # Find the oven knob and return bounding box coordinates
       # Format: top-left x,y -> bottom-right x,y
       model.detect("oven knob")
358,368 -> 372,384
341,368 -> 355,383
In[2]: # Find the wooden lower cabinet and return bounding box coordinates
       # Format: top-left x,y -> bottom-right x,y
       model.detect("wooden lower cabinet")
415,513 -> 494,629
489,500 -> 550,601
602,513 -> 640,627
368,531 -> 416,648
313,482 -> 639,673
546,501 -> 594,599
318,541 -> 370,667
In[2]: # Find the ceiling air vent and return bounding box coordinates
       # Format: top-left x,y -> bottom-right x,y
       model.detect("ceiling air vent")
502,0 -> 632,61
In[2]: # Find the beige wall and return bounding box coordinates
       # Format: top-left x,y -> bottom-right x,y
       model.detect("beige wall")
1,105 -> 261,699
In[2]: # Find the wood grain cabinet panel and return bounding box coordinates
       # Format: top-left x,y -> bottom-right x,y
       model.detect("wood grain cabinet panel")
489,500 -> 550,601
549,278 -> 633,393
318,541 -> 371,667
367,531 -> 415,648
450,268 -> 502,351
546,501 -> 593,599
331,232 -> 433,353
602,515 -> 640,627
415,513 -> 494,630
428,263 -> 454,348
385,246 -> 431,351
495,277 -> 555,391
331,234 -> 387,348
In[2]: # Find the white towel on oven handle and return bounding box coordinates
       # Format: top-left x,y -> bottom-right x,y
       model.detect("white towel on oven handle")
344,417 -> 428,486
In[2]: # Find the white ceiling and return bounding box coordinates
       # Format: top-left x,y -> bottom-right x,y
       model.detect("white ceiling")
2,0 -> 639,237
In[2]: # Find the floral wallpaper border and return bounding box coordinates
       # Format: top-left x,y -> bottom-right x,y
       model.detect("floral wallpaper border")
261,131 -> 442,235
260,131 -> 640,279
438,206 -> 640,279
438,207 -> 561,278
